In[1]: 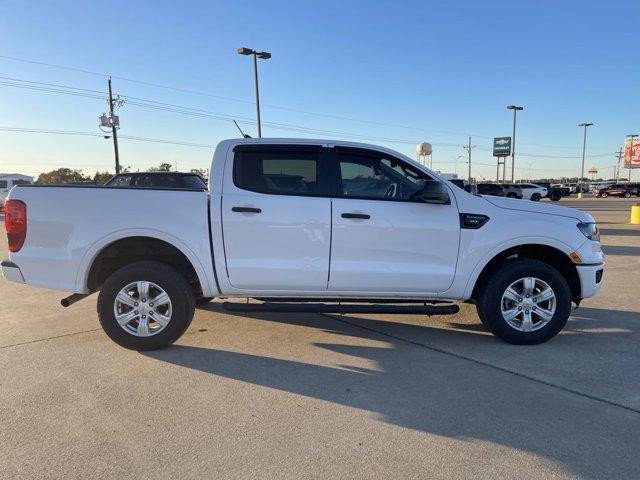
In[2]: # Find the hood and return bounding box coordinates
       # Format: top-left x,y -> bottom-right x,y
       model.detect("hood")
483,196 -> 594,223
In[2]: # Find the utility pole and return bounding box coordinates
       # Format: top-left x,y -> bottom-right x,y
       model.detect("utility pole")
463,136 -> 475,183
107,77 -> 121,174
627,134 -> 638,182
615,148 -> 623,181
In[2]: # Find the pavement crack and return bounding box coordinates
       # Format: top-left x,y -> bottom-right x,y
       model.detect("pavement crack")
324,314 -> 640,415
0,328 -> 101,350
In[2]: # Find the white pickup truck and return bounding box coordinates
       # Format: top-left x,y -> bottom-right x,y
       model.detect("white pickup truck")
2,138 -> 604,349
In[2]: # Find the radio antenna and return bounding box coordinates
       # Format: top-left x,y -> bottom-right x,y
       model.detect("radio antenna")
233,120 -> 251,138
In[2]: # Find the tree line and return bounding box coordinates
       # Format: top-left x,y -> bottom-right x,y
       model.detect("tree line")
34,164 -> 208,185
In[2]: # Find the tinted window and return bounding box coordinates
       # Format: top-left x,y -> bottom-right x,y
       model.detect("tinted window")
337,150 -> 430,201
12,179 -> 31,186
0,181 -> 7,188
181,175 -> 207,188
234,149 -> 320,195
106,175 -> 132,187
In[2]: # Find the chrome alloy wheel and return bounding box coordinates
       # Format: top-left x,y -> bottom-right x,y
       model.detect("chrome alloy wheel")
113,281 -> 172,337
500,277 -> 556,332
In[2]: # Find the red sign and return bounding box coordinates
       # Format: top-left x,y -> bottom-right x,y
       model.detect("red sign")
624,138 -> 640,169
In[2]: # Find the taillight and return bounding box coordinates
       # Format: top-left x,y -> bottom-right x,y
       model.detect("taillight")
4,199 -> 27,252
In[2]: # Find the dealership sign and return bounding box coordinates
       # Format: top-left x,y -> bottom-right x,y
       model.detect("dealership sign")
624,138 -> 640,169
493,137 -> 512,157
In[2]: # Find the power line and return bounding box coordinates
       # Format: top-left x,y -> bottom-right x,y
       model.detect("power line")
0,73 -> 618,159
0,53 -> 598,148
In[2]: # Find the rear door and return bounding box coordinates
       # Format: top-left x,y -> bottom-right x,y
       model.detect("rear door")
327,147 -> 460,294
221,145 -> 332,291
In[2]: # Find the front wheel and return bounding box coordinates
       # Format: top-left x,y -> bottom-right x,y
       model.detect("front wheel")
624,191 -> 631,198
476,259 -> 571,344
601,192 -> 608,198
530,193 -> 541,202
97,261 -> 196,350
550,191 -> 561,201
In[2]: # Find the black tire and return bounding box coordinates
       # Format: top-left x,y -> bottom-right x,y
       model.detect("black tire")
475,259 -> 571,345
97,261 -> 195,350
601,192 -> 608,198
624,191 -> 631,198
530,193 -> 541,202
550,191 -> 561,201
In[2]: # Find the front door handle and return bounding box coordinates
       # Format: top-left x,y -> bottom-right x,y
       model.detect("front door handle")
341,213 -> 370,219
232,206 -> 262,213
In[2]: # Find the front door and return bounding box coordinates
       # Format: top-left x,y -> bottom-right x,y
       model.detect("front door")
221,145 -> 331,291
328,147 -> 460,294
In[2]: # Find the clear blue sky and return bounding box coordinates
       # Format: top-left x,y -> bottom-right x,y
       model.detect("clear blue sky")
1,0 -> 638,180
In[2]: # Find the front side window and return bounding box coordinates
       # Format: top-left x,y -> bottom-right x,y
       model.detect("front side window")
234,149 -> 320,195
337,150 -> 430,201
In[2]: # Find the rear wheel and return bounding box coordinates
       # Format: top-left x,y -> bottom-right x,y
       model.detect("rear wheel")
476,259 -> 571,344
550,191 -> 561,201
530,193 -> 541,202
97,261 -> 195,350
624,191 -> 631,198
601,192 -> 608,198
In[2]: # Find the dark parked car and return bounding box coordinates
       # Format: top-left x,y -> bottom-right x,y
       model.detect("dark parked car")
449,179 -> 466,189
593,183 -> 639,198
105,172 -> 207,189
476,183 -> 506,197
534,182 -> 570,201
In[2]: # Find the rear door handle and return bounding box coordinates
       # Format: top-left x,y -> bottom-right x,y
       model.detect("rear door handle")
341,213 -> 370,219
232,206 -> 262,213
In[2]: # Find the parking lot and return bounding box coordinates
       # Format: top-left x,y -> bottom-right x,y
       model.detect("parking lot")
0,196 -> 638,479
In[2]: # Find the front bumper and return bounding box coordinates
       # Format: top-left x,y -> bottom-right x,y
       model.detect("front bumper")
1,260 -> 25,283
576,263 -> 604,299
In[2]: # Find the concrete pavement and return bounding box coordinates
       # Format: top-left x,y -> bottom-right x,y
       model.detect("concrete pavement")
0,197 -> 639,479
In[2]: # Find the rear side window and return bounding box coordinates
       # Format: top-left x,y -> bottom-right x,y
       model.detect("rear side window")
12,180 -> 31,186
234,149 -> 320,195
0,181 -> 7,188
132,174 -> 179,188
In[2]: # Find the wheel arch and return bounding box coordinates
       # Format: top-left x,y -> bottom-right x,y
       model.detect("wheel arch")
467,242 -> 581,304
77,230 -> 216,296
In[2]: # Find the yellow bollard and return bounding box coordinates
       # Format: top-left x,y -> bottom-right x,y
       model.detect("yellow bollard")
631,204 -> 640,225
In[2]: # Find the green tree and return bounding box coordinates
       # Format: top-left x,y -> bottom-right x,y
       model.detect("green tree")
148,163 -> 172,172
35,168 -> 90,185
190,168 -> 208,179
93,171 -> 114,185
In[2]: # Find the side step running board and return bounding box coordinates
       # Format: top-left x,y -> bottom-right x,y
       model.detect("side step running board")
222,302 -> 459,315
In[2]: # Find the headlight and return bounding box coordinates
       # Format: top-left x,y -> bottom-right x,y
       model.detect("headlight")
577,222 -> 600,242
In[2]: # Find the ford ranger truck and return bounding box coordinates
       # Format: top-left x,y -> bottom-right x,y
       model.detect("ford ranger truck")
2,138 -> 604,350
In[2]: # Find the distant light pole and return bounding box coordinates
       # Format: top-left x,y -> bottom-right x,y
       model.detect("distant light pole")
627,134 -> 638,181
578,122 -> 594,197
237,47 -> 271,138
507,105 -> 523,182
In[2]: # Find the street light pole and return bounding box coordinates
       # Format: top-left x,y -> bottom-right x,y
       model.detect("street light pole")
507,105 -> 523,182
237,47 -> 271,138
578,123 -> 593,197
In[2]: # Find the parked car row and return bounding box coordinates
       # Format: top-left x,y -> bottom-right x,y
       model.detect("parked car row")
450,181 -> 555,201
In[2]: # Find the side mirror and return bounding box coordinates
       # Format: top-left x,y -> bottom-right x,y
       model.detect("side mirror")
418,180 -> 450,204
